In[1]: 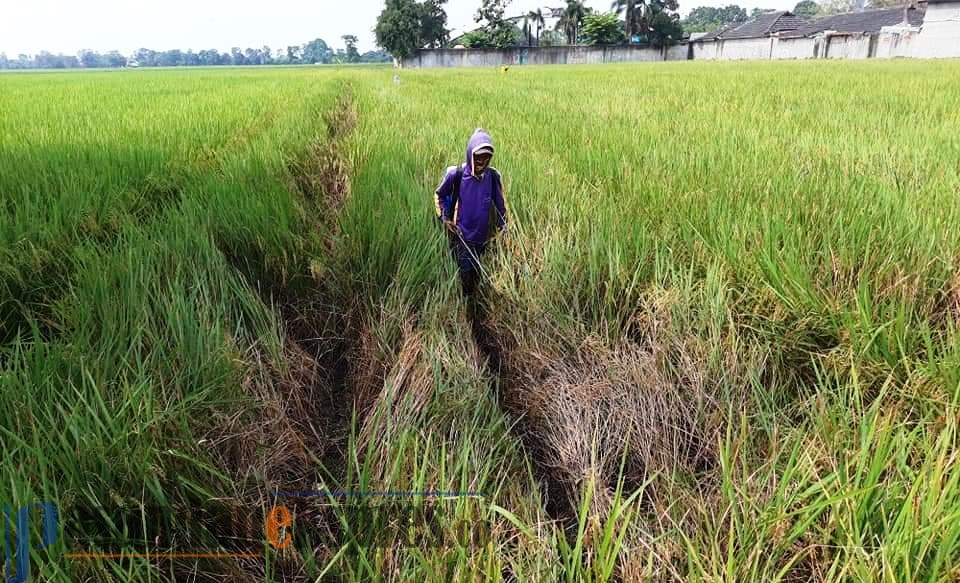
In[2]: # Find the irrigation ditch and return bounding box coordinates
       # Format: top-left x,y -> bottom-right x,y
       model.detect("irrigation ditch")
200,87 -> 361,581
207,83 -> 590,579
212,82 -> 729,580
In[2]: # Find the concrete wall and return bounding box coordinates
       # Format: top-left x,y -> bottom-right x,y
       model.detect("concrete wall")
771,37 -> 818,59
692,41 -> 720,60
824,33 -> 874,59
401,45 -> 685,68
909,2 -> 960,58
665,43 -> 691,60
876,4 -> 960,58
693,37 -> 816,60
876,27 -> 920,58
718,37 -> 775,60
405,3 -> 959,67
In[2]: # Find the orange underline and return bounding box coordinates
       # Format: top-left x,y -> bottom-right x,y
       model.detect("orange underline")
64,553 -> 261,559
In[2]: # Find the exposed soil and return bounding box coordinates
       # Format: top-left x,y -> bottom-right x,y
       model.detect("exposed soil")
199,86 -> 361,583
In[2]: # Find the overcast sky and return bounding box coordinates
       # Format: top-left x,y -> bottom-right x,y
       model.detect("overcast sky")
0,0 -> 796,56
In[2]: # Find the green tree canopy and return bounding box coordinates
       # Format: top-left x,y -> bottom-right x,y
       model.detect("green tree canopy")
816,0 -> 865,14
302,38 -> 332,64
793,0 -> 820,17
582,12 -> 626,45
420,0 -> 450,47
538,29 -> 565,46
681,4 -> 747,32
473,0 -> 521,48
612,0 -> 682,44
527,9 -> 546,45
375,0 -> 450,59
342,35 -> 360,63
646,7 -> 683,46
559,0 -> 590,44
375,0 -> 422,59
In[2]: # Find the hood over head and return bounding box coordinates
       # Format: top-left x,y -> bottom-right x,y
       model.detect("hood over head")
465,128 -> 495,177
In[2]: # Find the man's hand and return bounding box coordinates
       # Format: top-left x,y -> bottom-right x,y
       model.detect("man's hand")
444,219 -> 458,234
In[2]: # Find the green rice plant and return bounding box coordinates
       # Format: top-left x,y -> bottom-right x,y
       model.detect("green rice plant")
3,60 -> 959,582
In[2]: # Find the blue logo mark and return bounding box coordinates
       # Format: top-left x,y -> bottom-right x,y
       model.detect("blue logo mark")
4,502 -> 58,583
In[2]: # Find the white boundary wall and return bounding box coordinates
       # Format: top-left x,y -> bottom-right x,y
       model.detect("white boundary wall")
403,3 -> 959,67
899,2 -> 960,57
771,37 -> 818,59
401,45 -> 687,68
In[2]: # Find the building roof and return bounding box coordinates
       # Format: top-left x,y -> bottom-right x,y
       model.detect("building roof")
698,11 -> 809,41
783,5 -> 926,37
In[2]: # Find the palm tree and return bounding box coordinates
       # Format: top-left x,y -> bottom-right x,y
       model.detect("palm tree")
611,0 -> 642,40
560,0 -> 587,44
527,8 -> 546,46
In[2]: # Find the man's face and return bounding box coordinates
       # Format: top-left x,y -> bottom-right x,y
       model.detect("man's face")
474,152 -> 492,175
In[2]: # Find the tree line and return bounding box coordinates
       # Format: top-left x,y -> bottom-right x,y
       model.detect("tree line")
375,0 -> 918,58
2,0 -> 907,71
375,0 -> 686,55
0,36 -> 391,70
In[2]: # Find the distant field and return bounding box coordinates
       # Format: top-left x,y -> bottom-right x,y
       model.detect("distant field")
2,62 -> 959,582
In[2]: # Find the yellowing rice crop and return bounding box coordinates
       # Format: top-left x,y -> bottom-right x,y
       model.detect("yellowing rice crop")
2,61 -> 959,582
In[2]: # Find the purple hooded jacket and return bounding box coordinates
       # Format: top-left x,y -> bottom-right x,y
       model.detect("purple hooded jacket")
435,129 -> 507,244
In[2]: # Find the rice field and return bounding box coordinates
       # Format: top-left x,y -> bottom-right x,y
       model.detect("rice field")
2,61 -> 959,582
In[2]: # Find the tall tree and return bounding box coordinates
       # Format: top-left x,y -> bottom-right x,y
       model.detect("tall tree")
610,0 -> 641,38
134,48 -> 157,67
359,49 -> 393,62
105,50 -> 128,67
527,8 -> 546,45
198,49 -> 220,66
286,45 -> 302,63
582,12 -> 626,44
682,4 -> 747,32
375,0 -> 425,59
817,0 -> 866,13
375,0 -> 449,58
612,0 -> 680,44
475,0 -> 519,48
15,54 -> 34,69
78,49 -> 99,68
559,0 -> 588,44
302,38 -> 332,63
419,0 -> 450,47
646,5 -> 683,46
792,0 -> 820,16
342,35 -> 360,63
719,4 -> 748,22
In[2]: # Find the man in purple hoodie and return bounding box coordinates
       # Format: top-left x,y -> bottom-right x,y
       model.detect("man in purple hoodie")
434,128 -> 508,295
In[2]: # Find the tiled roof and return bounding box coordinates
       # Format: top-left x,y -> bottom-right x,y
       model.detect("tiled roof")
698,11 -> 809,41
783,5 -> 926,37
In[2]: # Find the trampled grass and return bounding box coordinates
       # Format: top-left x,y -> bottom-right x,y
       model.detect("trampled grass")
2,61 -> 959,582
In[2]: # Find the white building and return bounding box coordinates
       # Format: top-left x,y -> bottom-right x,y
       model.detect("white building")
878,0 -> 960,58
692,0 -> 960,60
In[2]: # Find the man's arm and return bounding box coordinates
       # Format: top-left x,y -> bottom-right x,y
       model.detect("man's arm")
492,170 -> 507,231
435,166 -> 458,221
